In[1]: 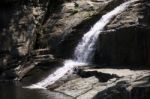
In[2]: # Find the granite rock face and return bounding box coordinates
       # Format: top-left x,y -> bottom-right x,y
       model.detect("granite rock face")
54,68 -> 150,99
94,0 -> 150,65
0,0 -> 125,76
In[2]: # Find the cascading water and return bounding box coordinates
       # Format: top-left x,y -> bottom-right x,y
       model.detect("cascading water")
73,0 -> 137,63
25,0 -> 137,89
25,60 -> 86,89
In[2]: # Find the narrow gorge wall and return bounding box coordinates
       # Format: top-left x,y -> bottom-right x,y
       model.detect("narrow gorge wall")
0,0 -> 53,71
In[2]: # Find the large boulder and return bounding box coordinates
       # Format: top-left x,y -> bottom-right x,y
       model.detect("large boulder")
94,0 -> 150,65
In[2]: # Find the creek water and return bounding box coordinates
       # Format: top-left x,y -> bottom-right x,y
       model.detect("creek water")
0,82 -> 73,99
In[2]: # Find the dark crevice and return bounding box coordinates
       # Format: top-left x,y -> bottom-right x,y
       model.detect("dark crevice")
42,0 -> 64,25
77,69 -> 119,82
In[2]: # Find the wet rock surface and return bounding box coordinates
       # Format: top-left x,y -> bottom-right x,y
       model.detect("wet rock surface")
94,0 -> 150,65
53,67 -> 150,99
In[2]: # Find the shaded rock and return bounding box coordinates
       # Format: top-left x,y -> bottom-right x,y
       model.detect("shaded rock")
14,61 -> 37,80
77,69 -> 119,82
0,0 -> 47,71
0,69 -> 18,80
131,86 -> 150,99
94,0 -> 150,65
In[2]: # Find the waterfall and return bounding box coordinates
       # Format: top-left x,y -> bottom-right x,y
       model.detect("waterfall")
25,60 -> 86,89
25,0 -> 137,89
73,0 -> 137,63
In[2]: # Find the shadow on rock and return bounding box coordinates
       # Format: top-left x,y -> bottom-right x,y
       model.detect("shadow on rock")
77,69 -> 119,82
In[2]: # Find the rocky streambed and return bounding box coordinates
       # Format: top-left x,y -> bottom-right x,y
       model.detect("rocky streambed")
0,65 -> 150,99
49,67 -> 150,99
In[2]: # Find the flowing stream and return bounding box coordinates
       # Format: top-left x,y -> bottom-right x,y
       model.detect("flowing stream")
26,0 -> 137,89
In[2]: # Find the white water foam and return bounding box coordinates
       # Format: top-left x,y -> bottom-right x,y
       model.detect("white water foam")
74,0 -> 138,63
25,0 -> 137,89
25,60 -> 86,89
